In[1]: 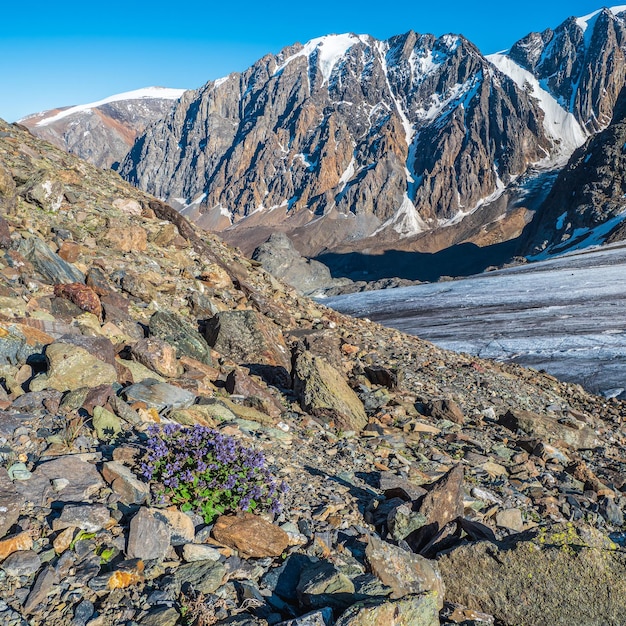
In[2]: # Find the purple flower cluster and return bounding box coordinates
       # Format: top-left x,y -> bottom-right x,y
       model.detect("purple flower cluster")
141,423 -> 287,523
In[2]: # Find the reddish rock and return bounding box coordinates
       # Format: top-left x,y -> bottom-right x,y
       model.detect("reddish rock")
212,512 -> 289,558
53,283 -> 102,320
103,226 -> 147,253
57,241 -> 81,263
130,337 -> 181,378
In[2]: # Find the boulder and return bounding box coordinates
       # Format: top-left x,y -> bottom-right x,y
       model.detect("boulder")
19,237 -> 84,284
102,226 -> 147,252
127,508 -> 171,561
438,523 -> 626,626
149,310 -> 212,365
293,350 -> 367,431
30,342 -> 117,392
499,409 -> 598,449
406,464 -> 464,553
365,535 -> 444,608
53,283 -> 102,319
334,593 -> 440,626
123,379 -> 196,412
205,310 -> 290,385
130,337 -> 182,378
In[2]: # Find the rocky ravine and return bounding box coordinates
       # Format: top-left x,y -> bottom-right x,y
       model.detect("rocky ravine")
1,118 -> 626,626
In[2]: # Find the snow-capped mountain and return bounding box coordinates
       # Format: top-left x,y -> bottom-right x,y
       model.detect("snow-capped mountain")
19,7 -> 626,264
118,31 -> 575,256
19,87 -> 186,168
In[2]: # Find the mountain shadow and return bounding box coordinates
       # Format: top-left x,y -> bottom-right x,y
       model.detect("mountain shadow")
316,237 -> 524,283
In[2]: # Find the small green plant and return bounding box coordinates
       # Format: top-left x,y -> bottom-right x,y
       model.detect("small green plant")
141,424 -> 288,524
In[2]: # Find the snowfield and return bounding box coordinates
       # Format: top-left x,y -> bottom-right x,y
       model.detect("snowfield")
325,244 -> 626,398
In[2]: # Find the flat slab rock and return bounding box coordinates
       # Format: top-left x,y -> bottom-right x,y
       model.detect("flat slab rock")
438,523 -> 626,626
212,512 -> 289,558
15,455 -> 104,505
123,379 -> 196,411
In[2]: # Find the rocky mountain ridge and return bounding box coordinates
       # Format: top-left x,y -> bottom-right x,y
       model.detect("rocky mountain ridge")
18,88 -> 186,169
20,8 -> 626,272
1,115 -> 626,624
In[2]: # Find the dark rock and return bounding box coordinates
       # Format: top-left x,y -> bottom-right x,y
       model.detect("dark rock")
406,465 -> 464,554
1,550 -> 41,577
175,560 -> 226,594
19,236 -> 84,285
0,468 -> 24,538
424,398 -> 465,425
139,607 -> 180,626
363,366 -> 400,389
23,565 -> 59,614
149,310 -> 212,365
205,310 -> 290,385
275,608 -> 334,626
296,561 -> 356,612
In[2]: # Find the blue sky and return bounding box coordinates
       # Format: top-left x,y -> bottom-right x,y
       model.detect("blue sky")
0,1 -> 615,122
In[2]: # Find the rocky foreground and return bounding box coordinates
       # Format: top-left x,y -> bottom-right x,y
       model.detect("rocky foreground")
1,118 -> 626,626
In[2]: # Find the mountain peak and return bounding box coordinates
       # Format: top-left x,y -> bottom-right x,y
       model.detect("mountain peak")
575,5 -> 626,32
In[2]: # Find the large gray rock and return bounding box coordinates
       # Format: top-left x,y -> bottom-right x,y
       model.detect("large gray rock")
365,535 -> 444,609
293,349 -> 367,431
16,456 -> 105,505
19,237 -> 84,285
122,379 -> 196,412
127,507 -> 171,561
252,233 -> 350,296
438,523 -> 626,626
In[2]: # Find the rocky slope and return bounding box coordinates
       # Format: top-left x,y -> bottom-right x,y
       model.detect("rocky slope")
19,88 -> 186,169
1,119 -> 626,625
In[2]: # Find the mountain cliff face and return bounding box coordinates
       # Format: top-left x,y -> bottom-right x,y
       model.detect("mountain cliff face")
118,32 -> 580,256
508,7 -> 626,132
19,88 -> 186,169
20,8 -> 626,263
522,85 -> 626,256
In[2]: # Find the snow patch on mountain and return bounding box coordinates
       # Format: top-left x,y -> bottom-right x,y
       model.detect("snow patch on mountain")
372,194 -> 427,238
26,87 -> 187,127
576,5 -> 626,32
274,34 -> 367,84
488,53 -> 586,158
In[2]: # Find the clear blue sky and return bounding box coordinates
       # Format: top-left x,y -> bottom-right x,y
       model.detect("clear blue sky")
0,1 -> 615,122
